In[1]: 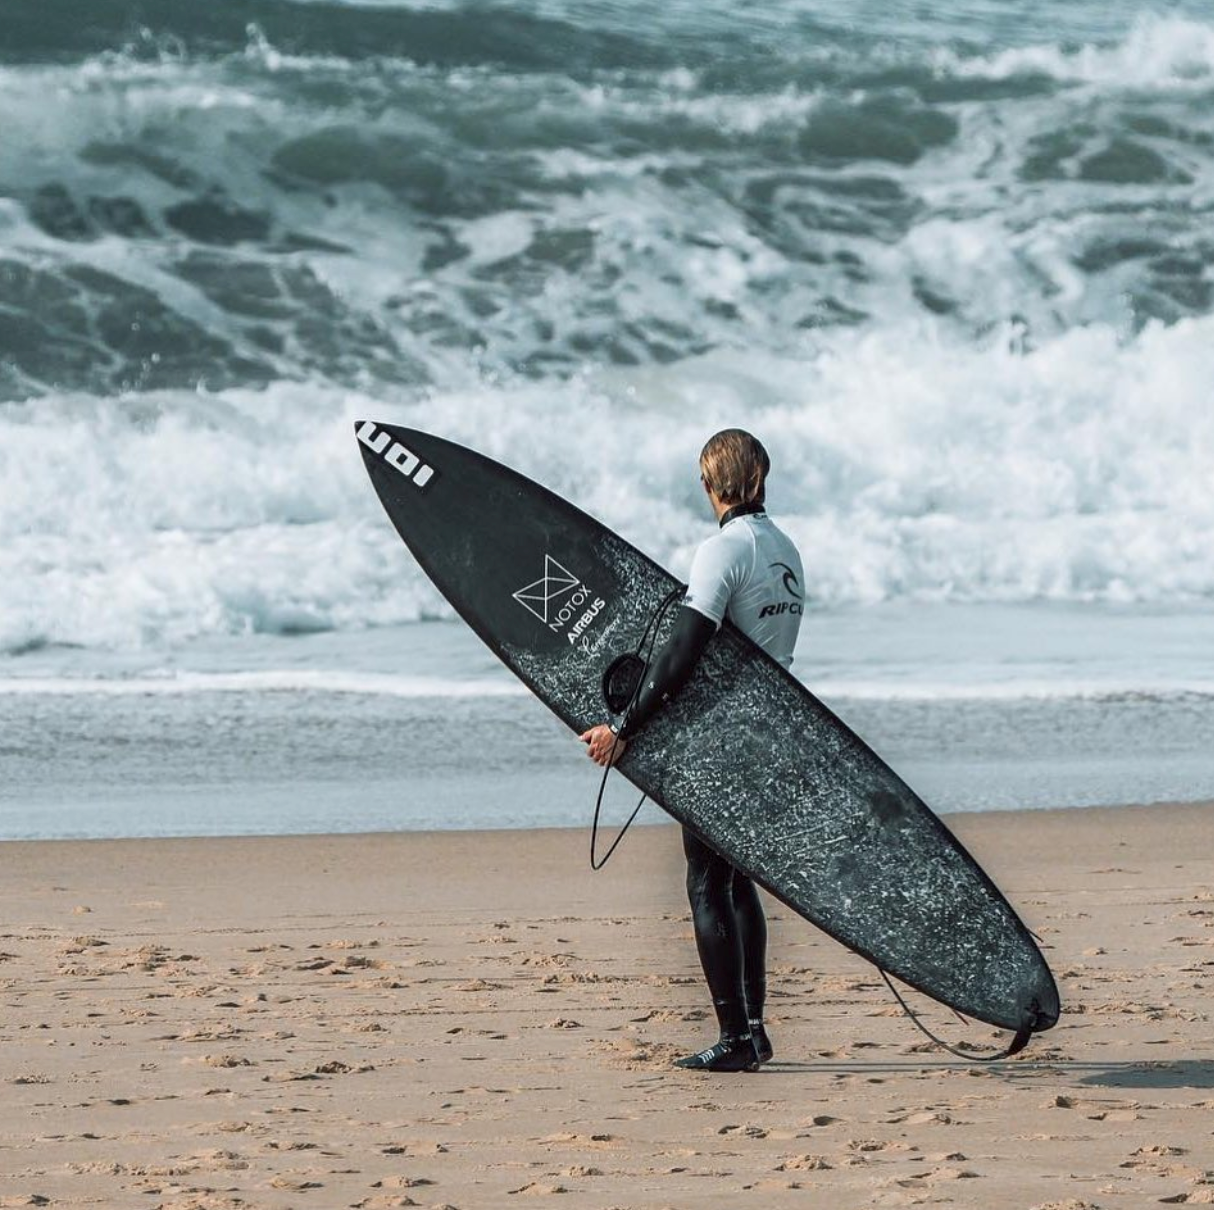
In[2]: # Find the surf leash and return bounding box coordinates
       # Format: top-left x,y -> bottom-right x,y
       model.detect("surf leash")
878,968 -> 1037,1062
589,585 -> 685,871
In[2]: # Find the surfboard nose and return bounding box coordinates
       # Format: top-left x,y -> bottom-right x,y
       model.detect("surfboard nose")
354,420 -> 437,490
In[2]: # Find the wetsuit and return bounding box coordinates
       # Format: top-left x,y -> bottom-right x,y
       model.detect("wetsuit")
615,502 -> 804,1064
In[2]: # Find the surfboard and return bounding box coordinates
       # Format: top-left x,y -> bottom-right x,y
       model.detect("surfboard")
356,422 -> 1060,1038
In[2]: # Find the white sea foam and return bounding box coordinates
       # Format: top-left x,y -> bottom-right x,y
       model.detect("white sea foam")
814,680 -> 1214,703
941,14 -> 1214,87
0,670 -> 524,697
1,669 -> 1207,704
2,2 -> 1213,659
3,313 -> 1213,655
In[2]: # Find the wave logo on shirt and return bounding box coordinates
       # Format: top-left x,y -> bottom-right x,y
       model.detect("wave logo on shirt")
760,561 -> 804,618
513,554 -> 607,643
771,562 -> 803,599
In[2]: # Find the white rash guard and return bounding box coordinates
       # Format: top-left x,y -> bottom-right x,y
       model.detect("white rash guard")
682,509 -> 804,668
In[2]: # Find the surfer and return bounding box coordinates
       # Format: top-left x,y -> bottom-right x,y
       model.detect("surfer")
581,429 -> 805,1073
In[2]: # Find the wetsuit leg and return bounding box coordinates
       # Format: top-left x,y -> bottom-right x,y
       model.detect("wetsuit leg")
682,826 -> 749,1038
731,872 -> 766,1022
731,871 -> 772,1061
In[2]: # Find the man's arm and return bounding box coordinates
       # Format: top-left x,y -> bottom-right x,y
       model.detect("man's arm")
583,532 -> 732,767
615,604 -> 716,740
581,604 -> 716,766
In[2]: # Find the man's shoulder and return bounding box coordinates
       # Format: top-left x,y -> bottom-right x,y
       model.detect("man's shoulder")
755,514 -> 800,553
696,521 -> 752,562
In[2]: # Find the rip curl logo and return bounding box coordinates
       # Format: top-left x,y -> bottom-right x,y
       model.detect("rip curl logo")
513,555 -> 607,645
357,421 -> 435,489
771,561 -> 803,599
759,561 -> 804,619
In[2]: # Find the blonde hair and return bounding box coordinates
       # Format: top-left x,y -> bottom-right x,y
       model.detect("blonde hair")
699,429 -> 770,507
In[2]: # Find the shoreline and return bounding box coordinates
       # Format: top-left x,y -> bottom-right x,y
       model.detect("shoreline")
2,801 -> 1212,1208
4,794 -> 1212,848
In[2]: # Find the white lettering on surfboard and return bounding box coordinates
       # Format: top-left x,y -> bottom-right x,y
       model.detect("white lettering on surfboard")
356,421 -> 435,489
512,554 -> 607,646
565,595 -> 606,644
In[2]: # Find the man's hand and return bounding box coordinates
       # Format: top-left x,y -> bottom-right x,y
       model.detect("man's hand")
580,723 -> 627,767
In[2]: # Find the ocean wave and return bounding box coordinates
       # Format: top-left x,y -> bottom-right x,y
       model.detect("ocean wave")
0,670 -> 525,696
2,665 -> 1211,705
0,0 -> 678,72
815,681 -> 1214,704
2,313 -> 1214,654
2,2 -> 1213,654
2,5 -> 1212,405
940,13 -> 1214,88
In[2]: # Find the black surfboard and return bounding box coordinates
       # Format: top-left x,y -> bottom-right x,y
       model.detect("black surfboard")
356,422 -> 1059,1038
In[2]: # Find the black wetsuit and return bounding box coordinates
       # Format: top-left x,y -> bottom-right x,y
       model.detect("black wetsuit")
615,503 -> 804,1048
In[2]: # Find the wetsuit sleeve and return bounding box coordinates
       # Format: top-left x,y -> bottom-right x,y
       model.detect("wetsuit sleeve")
616,605 -> 716,741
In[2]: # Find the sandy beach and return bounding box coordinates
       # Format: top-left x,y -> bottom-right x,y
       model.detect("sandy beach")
1,803 -> 1212,1210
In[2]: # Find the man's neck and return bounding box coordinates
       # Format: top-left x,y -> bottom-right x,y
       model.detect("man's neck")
718,501 -> 766,528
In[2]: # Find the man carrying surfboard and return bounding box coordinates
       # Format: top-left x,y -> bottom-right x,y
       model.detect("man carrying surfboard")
581,430 -> 805,1072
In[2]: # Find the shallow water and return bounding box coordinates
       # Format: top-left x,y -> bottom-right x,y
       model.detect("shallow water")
3,1 -> 1213,836
4,604 -> 1212,839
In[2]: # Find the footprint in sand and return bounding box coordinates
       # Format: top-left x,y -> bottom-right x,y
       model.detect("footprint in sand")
847,1139 -> 913,1155
374,1176 -> 435,1190
380,1142 -> 449,1157
153,1197 -> 247,1210
197,1054 -> 254,1068
886,1109 -> 952,1125
268,1174 -> 325,1190
1029,1201 -> 1102,1210
902,1165 -> 981,1183
776,1155 -> 832,1172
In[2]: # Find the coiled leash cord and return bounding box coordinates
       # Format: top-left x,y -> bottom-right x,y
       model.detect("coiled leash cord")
589,584 -> 685,871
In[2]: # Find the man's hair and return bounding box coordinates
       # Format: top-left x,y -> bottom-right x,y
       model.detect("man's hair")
699,429 -> 770,507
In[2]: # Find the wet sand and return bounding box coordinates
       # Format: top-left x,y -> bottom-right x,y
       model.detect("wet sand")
1,802 -> 1212,1209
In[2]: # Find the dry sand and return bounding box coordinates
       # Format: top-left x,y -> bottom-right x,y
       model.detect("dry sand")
1,803 -> 1212,1209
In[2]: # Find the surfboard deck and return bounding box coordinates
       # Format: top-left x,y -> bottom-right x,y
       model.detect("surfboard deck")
356,422 -> 1060,1036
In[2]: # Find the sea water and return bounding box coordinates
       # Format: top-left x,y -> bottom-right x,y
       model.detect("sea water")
1,0 -> 1213,838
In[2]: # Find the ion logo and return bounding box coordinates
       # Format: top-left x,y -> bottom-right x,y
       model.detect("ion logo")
357,421 -> 435,488
513,555 -> 607,645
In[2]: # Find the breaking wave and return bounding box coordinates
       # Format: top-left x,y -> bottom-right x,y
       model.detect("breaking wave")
3,0 -> 1213,654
